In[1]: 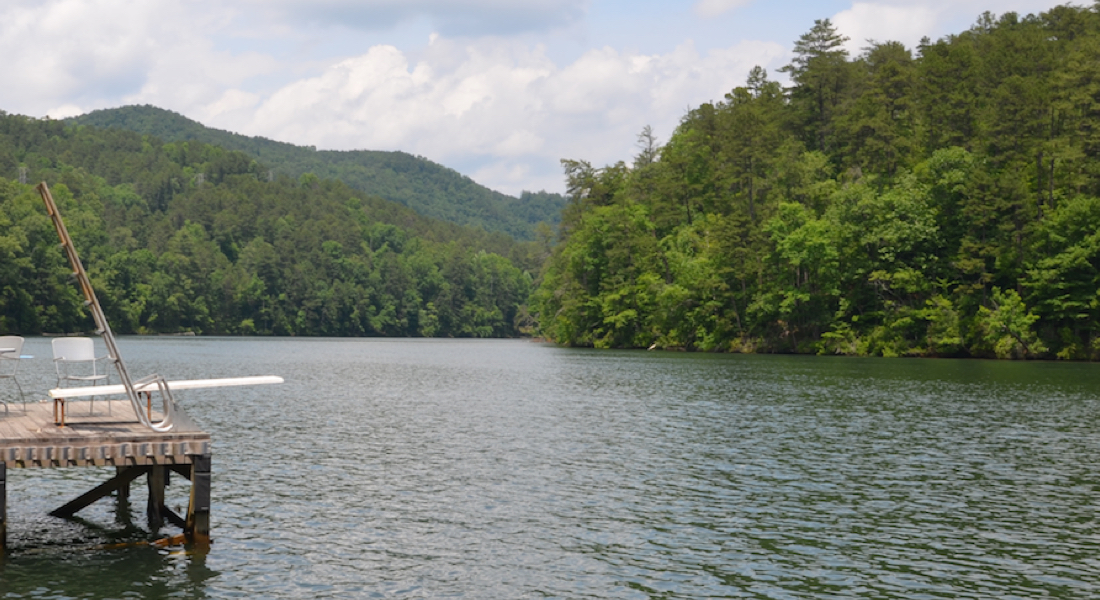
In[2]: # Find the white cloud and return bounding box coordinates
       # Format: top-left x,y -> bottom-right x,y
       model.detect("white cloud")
831,0 -> 1070,55
205,89 -> 262,118
832,3 -> 940,54
495,130 -> 545,156
0,0 -> 164,114
45,104 -> 85,120
211,37 -> 786,195
471,160 -> 535,193
693,0 -> 753,19
0,0 -> 280,119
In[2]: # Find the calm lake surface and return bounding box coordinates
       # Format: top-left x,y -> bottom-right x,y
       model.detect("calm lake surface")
1,337 -> 1098,598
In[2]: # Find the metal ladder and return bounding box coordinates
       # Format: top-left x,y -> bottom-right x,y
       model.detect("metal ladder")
37,182 -> 177,432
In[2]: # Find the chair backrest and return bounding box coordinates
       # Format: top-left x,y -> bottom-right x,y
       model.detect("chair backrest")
52,337 -> 96,362
0,335 -> 24,377
0,336 -> 23,358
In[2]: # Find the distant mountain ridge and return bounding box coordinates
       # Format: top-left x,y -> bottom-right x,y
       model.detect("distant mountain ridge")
67,105 -> 565,240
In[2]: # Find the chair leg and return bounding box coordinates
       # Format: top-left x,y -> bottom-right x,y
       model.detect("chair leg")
0,379 -> 15,414
13,378 -> 25,411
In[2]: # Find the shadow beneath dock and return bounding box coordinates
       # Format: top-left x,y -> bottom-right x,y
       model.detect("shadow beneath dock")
0,539 -> 218,598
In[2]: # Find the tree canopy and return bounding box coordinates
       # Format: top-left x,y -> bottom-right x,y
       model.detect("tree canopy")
68,105 -> 567,241
0,113 -> 542,337
535,5 -> 1100,359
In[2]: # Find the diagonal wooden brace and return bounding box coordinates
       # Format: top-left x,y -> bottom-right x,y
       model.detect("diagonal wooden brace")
50,466 -> 151,518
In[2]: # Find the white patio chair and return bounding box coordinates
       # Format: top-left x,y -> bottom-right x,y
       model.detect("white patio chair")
0,335 -> 26,413
52,337 -> 112,416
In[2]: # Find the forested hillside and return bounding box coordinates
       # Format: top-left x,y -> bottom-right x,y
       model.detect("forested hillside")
68,105 -> 567,240
0,113 -> 544,337
535,5 -> 1100,359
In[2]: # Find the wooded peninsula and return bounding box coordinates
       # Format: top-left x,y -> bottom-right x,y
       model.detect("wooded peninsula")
535,5 -> 1100,359
2,5 -> 1100,359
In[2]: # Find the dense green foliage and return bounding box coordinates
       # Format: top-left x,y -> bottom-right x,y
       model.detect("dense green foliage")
68,105 -> 567,240
535,5 -> 1100,359
0,113 -> 543,337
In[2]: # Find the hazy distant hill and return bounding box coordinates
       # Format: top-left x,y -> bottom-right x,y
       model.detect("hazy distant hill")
68,105 -> 565,240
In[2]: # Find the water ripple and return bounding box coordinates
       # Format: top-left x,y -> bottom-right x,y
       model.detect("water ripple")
2,339 -> 1099,598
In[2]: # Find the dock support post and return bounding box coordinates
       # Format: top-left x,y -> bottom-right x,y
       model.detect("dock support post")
1,463 -> 7,554
147,466 -> 167,532
185,454 -> 211,545
115,466 -> 132,525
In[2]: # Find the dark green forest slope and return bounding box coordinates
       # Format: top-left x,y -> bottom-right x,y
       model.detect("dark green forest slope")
0,113 -> 545,337
68,105 -> 566,240
535,5 -> 1100,359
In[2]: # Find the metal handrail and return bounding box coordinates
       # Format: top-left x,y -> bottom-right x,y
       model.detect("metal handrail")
37,182 -> 176,432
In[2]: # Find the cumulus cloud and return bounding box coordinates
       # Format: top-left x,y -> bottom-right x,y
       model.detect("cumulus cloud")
210,37 -> 786,194
831,0 -> 1068,54
693,0 -> 754,19
0,0 -> 165,115
245,0 -> 589,36
0,0 -> 279,119
832,3 -> 939,54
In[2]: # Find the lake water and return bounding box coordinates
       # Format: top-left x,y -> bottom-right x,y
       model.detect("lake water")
0,337 -> 1098,598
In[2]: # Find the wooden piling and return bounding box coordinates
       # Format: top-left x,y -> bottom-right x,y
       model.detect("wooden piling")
147,465 -> 166,531
187,454 -> 211,545
116,466 -> 131,524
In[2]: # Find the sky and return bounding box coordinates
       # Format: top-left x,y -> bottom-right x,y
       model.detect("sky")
0,0 -> 1075,196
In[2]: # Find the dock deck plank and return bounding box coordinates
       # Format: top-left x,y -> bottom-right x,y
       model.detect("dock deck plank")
0,399 -> 210,468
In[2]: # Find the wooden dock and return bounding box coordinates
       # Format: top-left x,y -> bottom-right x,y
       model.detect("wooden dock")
0,399 -> 212,551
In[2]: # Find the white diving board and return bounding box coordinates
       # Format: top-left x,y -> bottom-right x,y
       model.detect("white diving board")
49,375 -> 284,399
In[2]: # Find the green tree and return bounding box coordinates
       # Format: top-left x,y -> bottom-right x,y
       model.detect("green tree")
975,287 -> 1047,358
780,18 -> 855,153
